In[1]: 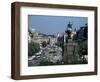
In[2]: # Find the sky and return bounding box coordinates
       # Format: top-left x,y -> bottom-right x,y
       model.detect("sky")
28,15 -> 87,35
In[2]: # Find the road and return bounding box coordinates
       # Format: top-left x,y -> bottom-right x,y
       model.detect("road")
28,44 -> 63,66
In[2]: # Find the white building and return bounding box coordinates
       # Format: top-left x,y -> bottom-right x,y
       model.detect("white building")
48,36 -> 57,46
32,32 -> 49,44
28,32 -> 32,43
71,31 -> 76,39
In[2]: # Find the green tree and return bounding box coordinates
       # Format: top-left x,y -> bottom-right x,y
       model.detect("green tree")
39,61 -> 54,66
77,40 -> 87,58
28,42 -> 40,57
57,36 -> 64,47
41,41 -> 47,47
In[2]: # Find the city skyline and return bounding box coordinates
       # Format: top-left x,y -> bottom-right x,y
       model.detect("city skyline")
28,15 -> 87,35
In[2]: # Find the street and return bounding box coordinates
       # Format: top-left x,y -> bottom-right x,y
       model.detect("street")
28,44 -> 63,66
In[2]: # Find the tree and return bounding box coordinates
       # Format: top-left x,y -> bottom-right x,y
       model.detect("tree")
41,41 -> 47,47
83,24 -> 88,40
39,61 -> 54,66
28,42 -> 40,56
28,29 -> 33,38
57,36 -> 64,47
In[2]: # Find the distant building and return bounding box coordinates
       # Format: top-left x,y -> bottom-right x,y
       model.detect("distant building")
74,24 -> 88,41
57,32 -> 64,37
32,32 -> 49,44
28,32 -> 32,43
57,32 -> 64,47
71,28 -> 77,39
31,32 -> 58,47
48,36 -> 57,46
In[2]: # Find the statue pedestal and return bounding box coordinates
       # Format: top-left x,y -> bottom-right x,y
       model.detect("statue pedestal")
63,39 -> 79,64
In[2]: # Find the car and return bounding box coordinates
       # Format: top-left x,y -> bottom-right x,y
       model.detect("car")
36,55 -> 40,58
28,55 -> 36,60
